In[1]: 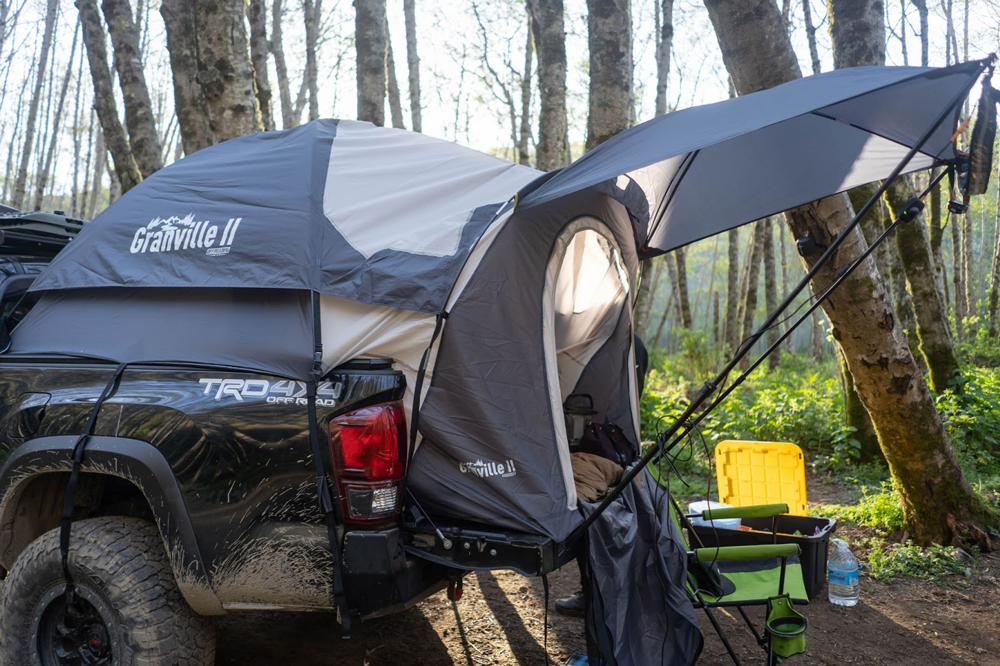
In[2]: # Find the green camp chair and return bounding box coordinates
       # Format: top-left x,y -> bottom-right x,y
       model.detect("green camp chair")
672,499 -> 810,666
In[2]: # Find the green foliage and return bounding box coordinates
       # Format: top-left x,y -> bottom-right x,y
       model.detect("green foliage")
813,483 -> 905,534
957,336 -> 1000,368
936,368 -> 1000,480
863,538 -> 976,585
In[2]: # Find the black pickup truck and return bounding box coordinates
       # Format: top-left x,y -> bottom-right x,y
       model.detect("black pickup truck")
0,212 -> 566,665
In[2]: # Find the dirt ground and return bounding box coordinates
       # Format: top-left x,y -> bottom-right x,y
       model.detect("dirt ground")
217,477 -> 1000,665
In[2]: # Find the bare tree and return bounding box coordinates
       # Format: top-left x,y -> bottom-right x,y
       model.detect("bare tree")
160,0 -> 215,153
704,0 -> 997,547
585,0 -> 632,150
11,0 -> 58,209
762,218 -> 780,369
271,0 -> 296,129
526,0 -> 567,169
78,0 -> 142,193
403,0 -> 421,132
724,228 -> 740,352
801,0 -> 821,74
385,16 -> 405,129
675,249 -> 692,328
103,0 -> 163,177
33,19 -> 79,210
516,15 -> 533,165
654,0 -> 673,117
355,0 -> 386,126
303,0 -> 321,122
249,0 -> 275,131
910,0 -> 928,66
740,221 -> 763,352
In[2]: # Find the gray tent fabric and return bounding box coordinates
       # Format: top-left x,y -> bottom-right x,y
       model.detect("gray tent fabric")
517,61 -> 986,256
581,468 -> 703,666
10,288 -> 313,379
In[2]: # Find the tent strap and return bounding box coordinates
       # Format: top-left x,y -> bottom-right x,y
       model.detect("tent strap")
307,290 -> 352,636
59,362 -> 127,611
566,58 -> 990,545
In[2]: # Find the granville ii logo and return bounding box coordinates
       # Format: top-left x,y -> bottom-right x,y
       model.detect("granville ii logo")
130,214 -> 243,256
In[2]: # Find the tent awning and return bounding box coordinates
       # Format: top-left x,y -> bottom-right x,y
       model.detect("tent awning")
516,60 -> 988,258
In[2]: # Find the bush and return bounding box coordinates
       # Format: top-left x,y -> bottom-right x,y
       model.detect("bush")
864,539 -> 976,585
937,368 -> 1000,480
813,482 -> 905,534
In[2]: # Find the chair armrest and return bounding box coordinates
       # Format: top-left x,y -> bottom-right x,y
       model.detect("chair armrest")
692,543 -> 800,563
697,503 -> 789,521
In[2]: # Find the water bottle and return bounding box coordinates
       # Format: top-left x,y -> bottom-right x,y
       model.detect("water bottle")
827,537 -> 859,606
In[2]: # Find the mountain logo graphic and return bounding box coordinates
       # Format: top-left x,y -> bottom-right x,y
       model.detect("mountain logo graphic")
130,214 -> 243,256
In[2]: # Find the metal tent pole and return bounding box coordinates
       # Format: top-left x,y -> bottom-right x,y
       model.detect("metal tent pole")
568,59 -> 988,541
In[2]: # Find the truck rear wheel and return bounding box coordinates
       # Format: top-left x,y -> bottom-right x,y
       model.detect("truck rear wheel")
0,516 -> 215,666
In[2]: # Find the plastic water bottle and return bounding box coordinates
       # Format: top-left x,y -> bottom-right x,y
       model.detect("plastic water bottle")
827,538 -> 859,606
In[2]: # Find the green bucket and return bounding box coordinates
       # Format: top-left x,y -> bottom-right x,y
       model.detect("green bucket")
766,594 -> 807,658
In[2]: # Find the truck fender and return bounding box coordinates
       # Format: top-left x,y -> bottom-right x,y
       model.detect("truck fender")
0,435 -> 225,616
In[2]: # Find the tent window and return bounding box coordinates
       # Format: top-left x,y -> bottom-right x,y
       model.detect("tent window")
552,228 -> 630,401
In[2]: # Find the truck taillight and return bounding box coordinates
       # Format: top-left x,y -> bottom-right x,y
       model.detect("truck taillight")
329,402 -> 407,523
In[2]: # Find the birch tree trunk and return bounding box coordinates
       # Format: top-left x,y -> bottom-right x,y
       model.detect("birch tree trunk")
78,0 -> 142,193
160,0 -> 215,153
585,0 -> 632,151
103,0 -> 163,177
654,0 -> 673,117
704,0 -> 997,548
385,17 -> 405,129
740,221 -> 763,350
632,257 -> 663,338
403,0 -> 421,132
527,0 -> 567,170
355,0 -> 386,126
11,0 -> 58,209
801,0 -> 821,74
271,0 -> 296,129
303,0 -> 321,122
911,0 -> 928,66
249,0 -> 275,131
952,207 -> 966,341
33,20 -> 79,211
517,18 -> 533,166
988,187 -> 1000,338
88,129 -> 106,217
724,228 -> 740,352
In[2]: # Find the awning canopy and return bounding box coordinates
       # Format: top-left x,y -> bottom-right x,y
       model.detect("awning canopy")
517,60 -> 987,258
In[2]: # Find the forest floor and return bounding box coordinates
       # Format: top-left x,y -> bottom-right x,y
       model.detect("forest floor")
218,475 -> 1000,666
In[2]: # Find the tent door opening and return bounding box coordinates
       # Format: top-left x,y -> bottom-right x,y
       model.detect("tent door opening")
542,218 -> 637,509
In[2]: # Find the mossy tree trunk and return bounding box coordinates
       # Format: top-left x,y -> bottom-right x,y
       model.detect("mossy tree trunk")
703,0 -> 998,548
675,248 -> 693,329
724,228 -> 740,353
762,218 -> 781,369
527,0 -> 568,169
884,179 -> 962,392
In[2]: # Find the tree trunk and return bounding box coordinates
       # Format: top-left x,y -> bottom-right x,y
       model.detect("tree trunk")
951,204 -> 966,341
962,211 -> 974,334
200,0 -> 261,139
527,0 -> 567,170
78,0 -> 142,193
248,0 -> 275,131
988,183 -> 1000,338
271,0 -> 296,129
724,228 -> 740,352
385,16 -> 405,129
88,129 -> 106,217
910,0 -> 928,66
403,0 -> 421,132
103,0 -> 163,177
801,0 -> 821,74
633,257 -> 663,338
675,248 -> 692,328
303,0 -> 322,122
929,175 -> 948,306
160,0 -> 216,153
516,17 -> 533,166
827,0 -> 883,70
355,0 -> 386,126
654,0 -> 673,117
585,0 -> 632,151
883,179 -> 962,391
704,0 -> 997,548
762,218 -> 780,369
740,221 -> 763,354
713,291 -> 721,345
840,347 -> 884,463
33,20 -> 79,211
11,0 -> 58,209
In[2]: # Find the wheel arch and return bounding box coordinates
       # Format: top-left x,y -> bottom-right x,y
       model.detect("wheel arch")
0,436 -> 225,615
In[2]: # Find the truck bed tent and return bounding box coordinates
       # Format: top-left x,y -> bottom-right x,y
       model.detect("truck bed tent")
10,59 -> 990,544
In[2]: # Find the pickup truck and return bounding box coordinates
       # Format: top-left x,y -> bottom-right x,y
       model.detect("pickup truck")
0,212 -> 568,665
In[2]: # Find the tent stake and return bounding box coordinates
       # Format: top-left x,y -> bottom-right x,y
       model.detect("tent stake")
569,60 -> 988,542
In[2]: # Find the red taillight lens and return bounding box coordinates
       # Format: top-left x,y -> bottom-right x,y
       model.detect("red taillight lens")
329,401 -> 407,523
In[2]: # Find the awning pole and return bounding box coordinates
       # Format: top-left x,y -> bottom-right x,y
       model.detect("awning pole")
568,59 -> 988,542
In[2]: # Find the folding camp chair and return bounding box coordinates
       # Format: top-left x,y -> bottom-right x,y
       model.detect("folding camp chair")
670,498 -> 810,666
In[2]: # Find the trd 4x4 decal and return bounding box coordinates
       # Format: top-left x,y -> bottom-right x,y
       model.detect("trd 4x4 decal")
199,378 -> 343,406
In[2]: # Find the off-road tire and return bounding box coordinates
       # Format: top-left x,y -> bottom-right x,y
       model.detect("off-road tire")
0,516 -> 215,665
